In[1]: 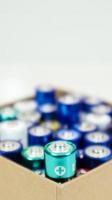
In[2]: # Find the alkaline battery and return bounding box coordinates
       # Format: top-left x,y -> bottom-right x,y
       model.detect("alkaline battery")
0,140 -> 22,163
17,111 -> 41,129
45,140 -> 77,183
84,145 -> 112,169
82,96 -> 103,112
0,120 -> 27,147
14,100 -> 38,116
84,131 -> 111,147
55,129 -> 82,148
57,94 -> 81,126
77,149 -> 84,168
21,146 -> 44,171
83,113 -> 111,131
28,125 -> 53,146
39,104 -> 57,120
0,107 -> 16,122
91,104 -> 112,117
74,122 -> 97,137
35,85 -> 56,105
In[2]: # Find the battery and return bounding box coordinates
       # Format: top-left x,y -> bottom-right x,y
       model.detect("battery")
34,169 -> 45,177
84,131 -> 111,147
21,146 -> 44,171
57,94 -> 81,126
17,111 -> 41,129
41,120 -> 61,132
35,85 -> 56,105
28,125 -> 53,146
83,113 -> 111,131
91,104 -> 112,117
76,168 -> 88,177
77,149 -> 84,168
0,120 -> 27,147
74,122 -> 97,137
45,140 -> 77,183
14,100 -> 37,116
55,129 -> 82,148
0,140 -> 22,163
84,145 -> 112,169
0,107 -> 16,122
82,96 -> 103,112
39,104 -> 57,120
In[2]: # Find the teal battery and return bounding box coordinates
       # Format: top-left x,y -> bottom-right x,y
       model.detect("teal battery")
21,146 -> 44,171
0,107 -> 17,122
28,125 -> 53,146
39,104 -> 57,120
83,131 -> 111,147
57,94 -> 81,126
55,128 -> 82,148
0,140 -> 23,163
35,85 -> 56,105
84,145 -> 112,169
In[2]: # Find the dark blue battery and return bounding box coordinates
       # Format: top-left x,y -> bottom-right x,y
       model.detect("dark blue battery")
39,104 -> 57,120
73,122 -> 97,137
28,125 -> 53,146
82,96 -> 103,112
57,94 -> 81,126
35,85 -> 56,105
84,145 -> 112,169
84,131 -> 111,147
0,140 -> 22,163
91,104 -> 112,117
77,149 -> 84,168
55,128 -> 82,148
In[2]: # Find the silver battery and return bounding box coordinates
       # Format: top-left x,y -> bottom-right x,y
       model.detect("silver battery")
85,145 -> 111,159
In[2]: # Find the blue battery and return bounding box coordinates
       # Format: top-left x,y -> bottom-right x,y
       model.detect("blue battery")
77,149 -> 84,168
84,131 -> 111,147
39,104 -> 57,120
55,128 -> 82,148
82,96 -> 103,112
84,145 -> 112,169
57,94 -> 81,126
91,104 -> 112,117
0,140 -> 22,163
28,125 -> 53,146
73,122 -> 97,137
35,85 -> 56,105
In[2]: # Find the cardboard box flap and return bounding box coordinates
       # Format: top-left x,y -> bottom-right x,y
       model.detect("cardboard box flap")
0,157 -> 57,200
59,160 -> 112,200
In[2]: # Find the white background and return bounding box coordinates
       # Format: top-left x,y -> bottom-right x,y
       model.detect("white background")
0,0 -> 112,104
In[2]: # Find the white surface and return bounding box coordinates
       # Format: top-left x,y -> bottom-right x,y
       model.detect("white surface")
0,1 -> 112,104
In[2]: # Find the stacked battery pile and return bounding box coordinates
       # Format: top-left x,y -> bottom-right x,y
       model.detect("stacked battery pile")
0,85 -> 112,183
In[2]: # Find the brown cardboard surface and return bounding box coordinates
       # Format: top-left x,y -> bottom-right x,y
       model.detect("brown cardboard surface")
59,161 -> 112,200
0,157 -> 57,200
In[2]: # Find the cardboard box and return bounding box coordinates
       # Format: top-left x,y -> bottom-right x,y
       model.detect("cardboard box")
0,96 -> 112,200
0,156 -> 112,200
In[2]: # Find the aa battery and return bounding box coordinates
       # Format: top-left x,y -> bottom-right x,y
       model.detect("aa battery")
57,94 -> 81,126
45,140 -> 77,183
21,146 -> 44,171
82,96 -> 103,112
35,85 -> 56,105
28,125 -> 53,146
39,104 -> 57,120
84,131 -> 111,147
84,145 -> 112,169
0,107 -> 16,122
0,120 -> 27,147
0,140 -> 22,163
91,104 -> 112,117
74,122 -> 97,137
55,129 -> 82,148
